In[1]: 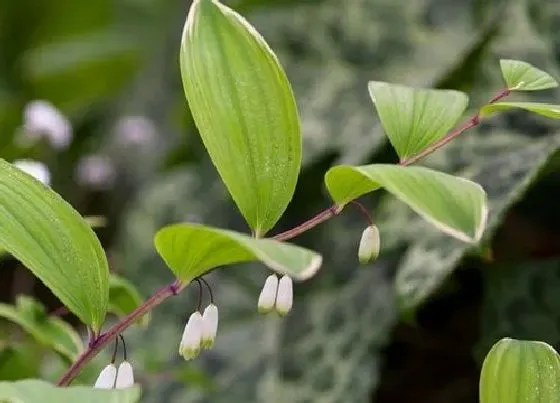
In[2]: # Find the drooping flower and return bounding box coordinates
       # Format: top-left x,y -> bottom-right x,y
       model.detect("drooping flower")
114,361 -> 135,389
93,363 -> 117,389
257,275 -> 279,314
201,304 -> 219,349
13,160 -> 51,186
358,225 -> 380,264
179,311 -> 203,360
275,275 -> 293,316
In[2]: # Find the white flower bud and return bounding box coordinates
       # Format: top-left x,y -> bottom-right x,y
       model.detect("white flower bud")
257,275 -> 278,314
22,100 -> 72,149
201,304 -> 219,349
358,225 -> 380,264
93,363 -> 117,389
275,275 -> 293,316
115,361 -> 134,389
13,160 -> 51,186
179,311 -> 203,360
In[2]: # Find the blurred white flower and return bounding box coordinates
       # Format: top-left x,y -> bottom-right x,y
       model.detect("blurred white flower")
257,275 -> 278,314
114,361 -> 134,389
93,363 -> 117,389
75,155 -> 116,189
201,304 -> 219,349
275,275 -> 293,316
13,160 -> 51,186
358,225 -> 380,264
21,100 -> 72,149
113,116 -> 157,148
179,311 -> 203,360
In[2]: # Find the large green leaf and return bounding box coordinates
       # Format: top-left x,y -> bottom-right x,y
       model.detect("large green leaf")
385,132 -> 560,312
481,101 -> 560,119
0,379 -> 141,403
0,158 -> 109,332
480,338 -> 560,403
325,164 -> 487,242
155,223 -> 322,282
499,59 -> 558,91
109,274 -> 150,327
0,296 -> 83,362
367,81 -> 468,160
180,0 -> 302,236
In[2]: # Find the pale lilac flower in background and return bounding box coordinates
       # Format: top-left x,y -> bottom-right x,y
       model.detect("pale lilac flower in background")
113,116 -> 157,148
20,100 -> 72,149
75,155 -> 116,189
13,160 -> 51,186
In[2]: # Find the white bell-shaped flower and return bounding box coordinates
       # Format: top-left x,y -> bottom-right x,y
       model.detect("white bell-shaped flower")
93,363 -> 117,389
358,225 -> 380,264
179,311 -> 203,360
13,160 -> 51,186
201,304 -> 219,349
257,275 -> 279,314
114,361 -> 134,389
275,275 -> 293,316
22,100 -> 72,149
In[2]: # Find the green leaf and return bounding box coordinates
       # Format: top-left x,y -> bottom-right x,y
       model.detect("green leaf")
480,338 -> 560,403
325,164 -> 487,243
109,274 -> 150,327
180,0 -> 302,236
0,344 -> 41,381
154,223 -> 322,282
0,379 -> 141,403
499,59 -> 558,91
0,296 -> 83,362
367,81 -> 469,160
481,101 -> 560,119
0,158 -> 109,332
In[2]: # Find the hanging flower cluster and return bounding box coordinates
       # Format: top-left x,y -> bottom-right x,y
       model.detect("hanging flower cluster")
93,335 -> 135,390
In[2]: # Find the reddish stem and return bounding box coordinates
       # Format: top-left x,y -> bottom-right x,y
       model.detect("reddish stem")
56,88 -> 511,385
56,280 -> 181,386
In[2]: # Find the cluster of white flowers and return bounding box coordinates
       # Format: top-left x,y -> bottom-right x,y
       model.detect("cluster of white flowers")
257,274 -> 293,316
93,361 -> 134,389
179,304 -> 219,360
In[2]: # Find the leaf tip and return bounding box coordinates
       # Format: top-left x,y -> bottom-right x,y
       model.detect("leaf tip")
297,254 -> 323,281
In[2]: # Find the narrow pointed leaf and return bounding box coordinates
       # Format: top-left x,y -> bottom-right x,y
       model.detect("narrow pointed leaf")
499,59 -> 558,91
480,338 -> 560,403
325,164 -> 487,242
0,296 -> 83,362
0,379 -> 141,403
109,274 -> 150,327
180,0 -> 302,236
154,223 -> 322,282
368,81 -> 468,160
0,158 -> 109,331
481,101 -> 560,119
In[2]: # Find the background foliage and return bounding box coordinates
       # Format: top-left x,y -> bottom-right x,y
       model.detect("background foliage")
1,0 -> 560,402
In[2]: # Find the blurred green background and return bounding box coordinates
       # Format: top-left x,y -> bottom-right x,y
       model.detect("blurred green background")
1,0 -> 560,401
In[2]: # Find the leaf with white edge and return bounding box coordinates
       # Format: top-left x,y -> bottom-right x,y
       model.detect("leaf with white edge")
109,274 -> 150,327
0,379 -> 141,403
0,296 -> 83,362
481,102 -> 560,119
154,223 -> 322,282
180,0 -> 302,236
325,164 -> 487,243
368,81 -> 469,160
480,338 -> 560,403
499,59 -> 558,91
0,159 -> 109,332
